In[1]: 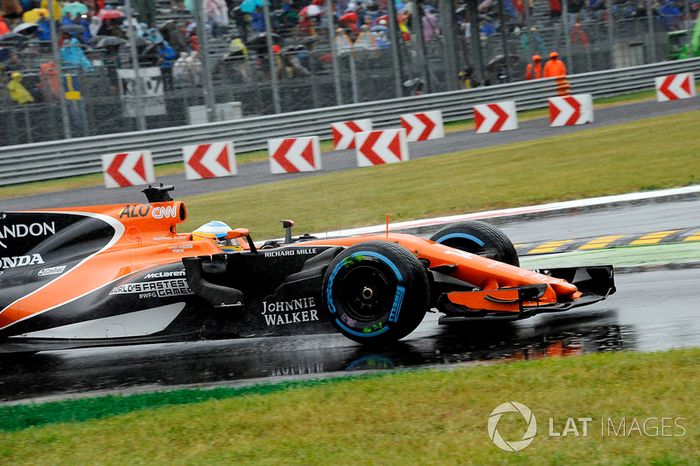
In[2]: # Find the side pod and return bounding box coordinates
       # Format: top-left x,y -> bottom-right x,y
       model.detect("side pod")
183,256 -> 244,309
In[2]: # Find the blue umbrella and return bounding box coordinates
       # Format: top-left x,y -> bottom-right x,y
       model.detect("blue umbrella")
240,0 -> 264,14
63,1 -> 89,19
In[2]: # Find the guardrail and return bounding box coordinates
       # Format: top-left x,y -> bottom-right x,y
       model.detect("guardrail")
1,58 -> 699,186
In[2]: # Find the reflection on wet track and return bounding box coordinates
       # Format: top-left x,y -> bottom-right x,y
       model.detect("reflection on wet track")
1,268 -> 698,403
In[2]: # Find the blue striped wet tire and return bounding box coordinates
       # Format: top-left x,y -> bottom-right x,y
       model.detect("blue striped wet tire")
322,241 -> 430,344
430,221 -> 519,267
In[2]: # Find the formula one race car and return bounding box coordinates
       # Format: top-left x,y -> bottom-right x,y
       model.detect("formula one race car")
0,186 -> 615,353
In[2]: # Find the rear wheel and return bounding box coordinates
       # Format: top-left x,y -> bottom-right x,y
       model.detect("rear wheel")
322,241 -> 430,344
430,220 -> 519,267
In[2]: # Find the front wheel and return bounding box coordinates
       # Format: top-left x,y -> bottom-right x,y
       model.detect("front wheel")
322,241 -> 430,344
430,220 -> 519,267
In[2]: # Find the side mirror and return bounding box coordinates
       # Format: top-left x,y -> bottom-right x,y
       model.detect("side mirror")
226,228 -> 250,240
281,219 -> 295,244
225,228 -> 257,254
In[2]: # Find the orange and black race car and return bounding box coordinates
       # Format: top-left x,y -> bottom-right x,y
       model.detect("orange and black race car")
0,186 -> 615,353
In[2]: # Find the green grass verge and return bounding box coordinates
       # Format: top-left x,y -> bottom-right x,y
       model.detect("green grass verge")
0,349 -> 697,465
0,376 -> 380,433
0,89 -> 663,201
179,110 -> 700,237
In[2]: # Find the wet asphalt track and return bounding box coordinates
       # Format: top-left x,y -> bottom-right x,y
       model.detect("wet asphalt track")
1,96 -> 699,211
1,199 -> 699,403
0,267 -> 698,403
485,197 -> 700,243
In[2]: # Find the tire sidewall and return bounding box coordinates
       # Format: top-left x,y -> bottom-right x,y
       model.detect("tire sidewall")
322,241 -> 429,343
430,221 -> 519,267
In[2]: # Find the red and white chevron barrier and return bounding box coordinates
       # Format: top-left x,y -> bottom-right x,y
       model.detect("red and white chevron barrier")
400,110 -> 445,142
183,142 -> 237,180
355,129 -> 409,167
655,73 -> 696,102
331,119 -> 372,150
548,93 -> 594,126
473,101 -> 518,133
268,136 -> 322,174
102,151 -> 155,189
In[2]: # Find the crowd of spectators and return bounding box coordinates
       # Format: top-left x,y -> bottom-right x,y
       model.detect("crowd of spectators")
0,0 -> 697,105
0,0 -> 457,104
476,0 -> 696,39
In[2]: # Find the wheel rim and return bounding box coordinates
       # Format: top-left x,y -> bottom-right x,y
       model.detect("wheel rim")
337,264 -> 394,322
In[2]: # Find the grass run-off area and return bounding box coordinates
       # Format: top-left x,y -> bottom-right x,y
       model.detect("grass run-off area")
0,89 -> 662,201
0,349 -> 697,465
179,110 -> 700,237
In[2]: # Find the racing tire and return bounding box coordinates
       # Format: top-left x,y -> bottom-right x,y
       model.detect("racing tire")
322,241 -> 430,344
430,220 -> 520,267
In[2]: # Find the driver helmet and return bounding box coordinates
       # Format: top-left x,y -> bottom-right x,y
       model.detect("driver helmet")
192,221 -> 241,252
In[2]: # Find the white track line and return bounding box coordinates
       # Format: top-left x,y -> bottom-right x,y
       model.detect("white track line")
310,185 -> 700,238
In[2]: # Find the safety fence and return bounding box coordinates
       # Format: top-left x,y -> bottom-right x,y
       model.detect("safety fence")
0,57 -> 698,186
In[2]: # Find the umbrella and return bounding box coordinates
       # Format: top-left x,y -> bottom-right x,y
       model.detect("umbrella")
339,11 -> 358,24
283,44 -> 306,56
486,54 -> 520,70
21,8 -> 49,23
229,38 -> 247,54
12,23 -> 38,35
62,1 -> 89,19
300,4 -> 322,16
97,9 -> 125,21
125,36 -> 149,48
89,35 -> 110,45
375,15 -> 389,25
60,24 -> 85,35
96,36 -> 127,48
246,32 -> 282,53
0,33 -> 29,46
240,0 -> 264,14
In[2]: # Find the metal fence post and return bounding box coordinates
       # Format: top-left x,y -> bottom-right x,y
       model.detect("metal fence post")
607,0 -> 615,68
194,0 -> 219,120
561,0 -> 574,74
325,0 -> 344,106
523,0 -> 533,58
48,0 -> 72,139
387,0 -> 404,97
468,0 -> 485,84
413,0 -> 432,92
309,54 -> 320,108
124,0 -> 147,130
684,0 -> 692,50
23,105 -> 32,143
263,0 -> 282,113
646,0 -> 657,62
439,0 -> 459,90
348,53 -> 359,103
497,0 -> 511,81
